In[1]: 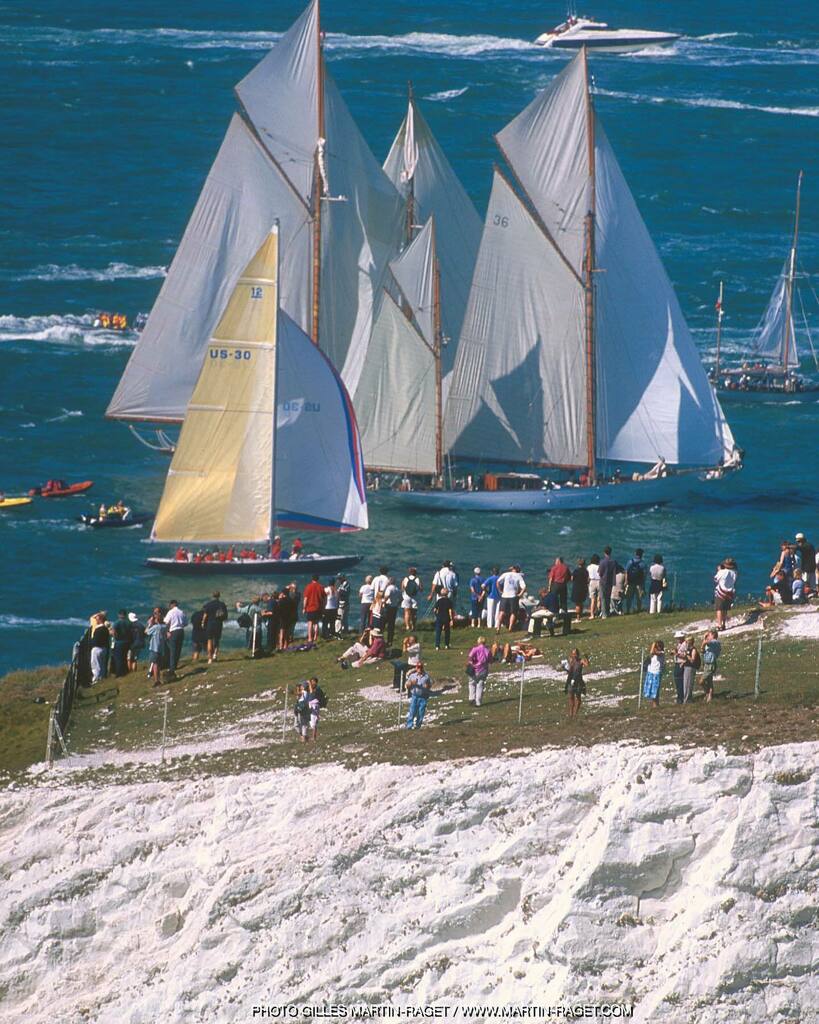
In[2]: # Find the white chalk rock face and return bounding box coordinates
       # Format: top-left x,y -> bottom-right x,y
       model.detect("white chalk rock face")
1,743 -> 817,1022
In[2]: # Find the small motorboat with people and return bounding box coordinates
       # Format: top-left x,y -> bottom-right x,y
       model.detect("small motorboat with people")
92,312 -> 131,331
79,501 -> 151,529
535,10 -> 680,52
29,479 -> 94,498
0,494 -> 33,510
711,172 -> 819,403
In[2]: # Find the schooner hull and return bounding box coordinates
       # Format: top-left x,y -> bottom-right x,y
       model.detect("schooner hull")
393,473 -> 729,513
716,387 -> 819,405
145,555 -> 362,576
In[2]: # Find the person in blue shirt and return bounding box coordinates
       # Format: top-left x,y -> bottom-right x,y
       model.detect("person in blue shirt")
481,566 -> 501,631
469,567 -> 485,627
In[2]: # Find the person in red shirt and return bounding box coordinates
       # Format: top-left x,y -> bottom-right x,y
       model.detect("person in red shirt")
548,556 -> 572,614
270,535 -> 282,559
302,573 -> 326,643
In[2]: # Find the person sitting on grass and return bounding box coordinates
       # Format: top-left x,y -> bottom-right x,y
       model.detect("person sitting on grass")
337,627 -> 386,669
405,661 -> 432,730
642,640 -> 666,708
527,587 -> 560,637
564,648 -> 589,718
491,639 -> 541,664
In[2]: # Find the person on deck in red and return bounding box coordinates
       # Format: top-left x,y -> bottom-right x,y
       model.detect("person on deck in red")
175,547 -> 186,562
290,537 -> 304,559
302,573 -> 325,643
270,535 -> 282,559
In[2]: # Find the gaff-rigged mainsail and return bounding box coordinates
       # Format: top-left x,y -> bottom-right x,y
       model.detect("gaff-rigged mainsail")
749,264 -> 798,369
383,93 -> 482,375
151,228 -> 367,544
108,0 -> 402,425
446,49 -> 736,472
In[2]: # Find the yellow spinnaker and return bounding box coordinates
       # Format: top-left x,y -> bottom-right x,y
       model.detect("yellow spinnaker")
152,228 -> 279,543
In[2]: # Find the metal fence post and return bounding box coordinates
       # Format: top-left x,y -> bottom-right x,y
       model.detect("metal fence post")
671,572 -> 678,610
281,686 -> 289,741
517,655 -> 525,724
45,709 -> 55,767
251,613 -> 258,658
161,691 -> 170,762
754,638 -> 763,699
638,647 -> 645,710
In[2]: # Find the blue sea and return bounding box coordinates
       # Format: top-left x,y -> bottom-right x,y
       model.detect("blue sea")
1,1 -> 817,675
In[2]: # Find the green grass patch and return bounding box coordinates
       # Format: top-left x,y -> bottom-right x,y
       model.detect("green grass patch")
1,606 -> 817,781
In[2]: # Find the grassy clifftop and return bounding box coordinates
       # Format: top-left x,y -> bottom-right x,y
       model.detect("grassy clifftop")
1,606 -> 817,780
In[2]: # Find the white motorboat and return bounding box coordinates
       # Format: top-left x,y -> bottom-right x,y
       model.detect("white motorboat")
535,15 -> 680,53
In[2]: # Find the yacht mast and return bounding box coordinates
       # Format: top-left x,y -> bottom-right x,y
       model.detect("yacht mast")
582,47 -> 597,484
431,218 -> 443,484
714,280 -> 724,378
310,1 -> 325,346
781,169 -> 803,372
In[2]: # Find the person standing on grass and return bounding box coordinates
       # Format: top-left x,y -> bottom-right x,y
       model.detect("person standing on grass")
714,557 -> 737,631
392,634 -> 421,690
89,612 -> 111,684
682,635 -> 701,704
434,587 -> 455,650
587,555 -> 601,618
624,549 -> 646,614
306,677 -> 323,741
571,558 -> 589,622
565,648 -> 589,718
111,609 -> 131,678
466,636 -> 492,707
598,547 -> 615,618
469,567 -> 485,627
401,567 -> 422,631
482,566 -> 501,630
164,599 -> 188,675
322,578 -> 339,639
701,630 -> 721,703
127,611 -> 144,672
672,630 -> 688,704
642,640 -> 666,708
336,573 -> 351,633
548,557 -> 572,614
795,532 -> 816,588
405,661 -> 432,730
497,565 -> 526,632
302,574 -> 325,644
359,575 -> 374,631
146,608 -> 168,687
648,554 -> 666,614
201,591 -> 227,664
190,606 -> 207,662
382,576 -> 401,646
294,682 -> 311,743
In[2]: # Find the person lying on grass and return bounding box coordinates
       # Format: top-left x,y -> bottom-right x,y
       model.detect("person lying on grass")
337,627 -> 386,669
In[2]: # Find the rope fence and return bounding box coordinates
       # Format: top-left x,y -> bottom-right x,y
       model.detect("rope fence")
45,628 -> 92,765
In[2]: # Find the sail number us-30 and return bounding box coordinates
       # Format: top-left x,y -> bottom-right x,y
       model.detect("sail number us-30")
209,349 -> 253,361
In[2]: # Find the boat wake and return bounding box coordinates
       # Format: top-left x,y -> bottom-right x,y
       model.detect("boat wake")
0,314 -> 137,348
595,88 -> 819,119
0,614 -> 89,630
424,86 -> 470,101
8,262 -> 167,283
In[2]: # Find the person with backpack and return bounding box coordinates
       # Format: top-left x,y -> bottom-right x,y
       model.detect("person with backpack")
624,548 -> 646,614
682,636 -> 701,704
201,591 -> 228,664
401,568 -> 422,631
700,630 -> 721,703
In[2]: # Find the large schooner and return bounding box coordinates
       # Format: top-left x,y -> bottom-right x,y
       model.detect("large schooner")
399,48 -> 743,513
712,171 -> 819,403
146,226 -> 367,576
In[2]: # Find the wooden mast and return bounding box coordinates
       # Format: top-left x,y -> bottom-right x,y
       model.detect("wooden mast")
406,81 -> 416,245
310,0 -> 325,347
781,169 -> 803,373
582,47 -> 597,485
431,217 -> 444,485
714,280 -> 724,379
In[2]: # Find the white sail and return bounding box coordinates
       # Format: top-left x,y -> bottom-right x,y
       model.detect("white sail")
353,291 -> 437,474
390,217 -> 436,347
234,0 -> 319,202
495,52 -> 590,276
275,313 -> 368,531
384,98 -> 483,369
151,232 -> 281,544
444,171 -> 587,467
593,123 -> 735,466
319,71 -> 405,396
750,263 -> 798,368
106,115 -> 311,423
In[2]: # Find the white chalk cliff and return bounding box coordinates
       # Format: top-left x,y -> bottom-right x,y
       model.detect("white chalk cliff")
1,742 -> 816,1022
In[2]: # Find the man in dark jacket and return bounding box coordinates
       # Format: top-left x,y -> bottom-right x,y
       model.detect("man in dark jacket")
624,548 -> 646,614
795,532 -> 816,589
598,546 -> 615,619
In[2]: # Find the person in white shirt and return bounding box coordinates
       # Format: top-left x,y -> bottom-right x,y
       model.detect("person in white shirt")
371,566 -> 390,600
401,567 -> 422,630
429,561 -> 458,604
713,557 -> 737,631
648,554 -> 666,614
382,577 -> 402,645
587,555 -> 601,618
163,600 -> 188,673
359,576 -> 375,631
496,565 -> 526,632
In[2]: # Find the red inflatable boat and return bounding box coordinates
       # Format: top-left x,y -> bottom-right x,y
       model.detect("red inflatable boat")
29,479 -> 94,498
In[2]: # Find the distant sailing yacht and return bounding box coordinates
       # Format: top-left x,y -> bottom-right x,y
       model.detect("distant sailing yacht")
146,226 -> 367,576
399,49 -> 742,514
712,172 -> 819,403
